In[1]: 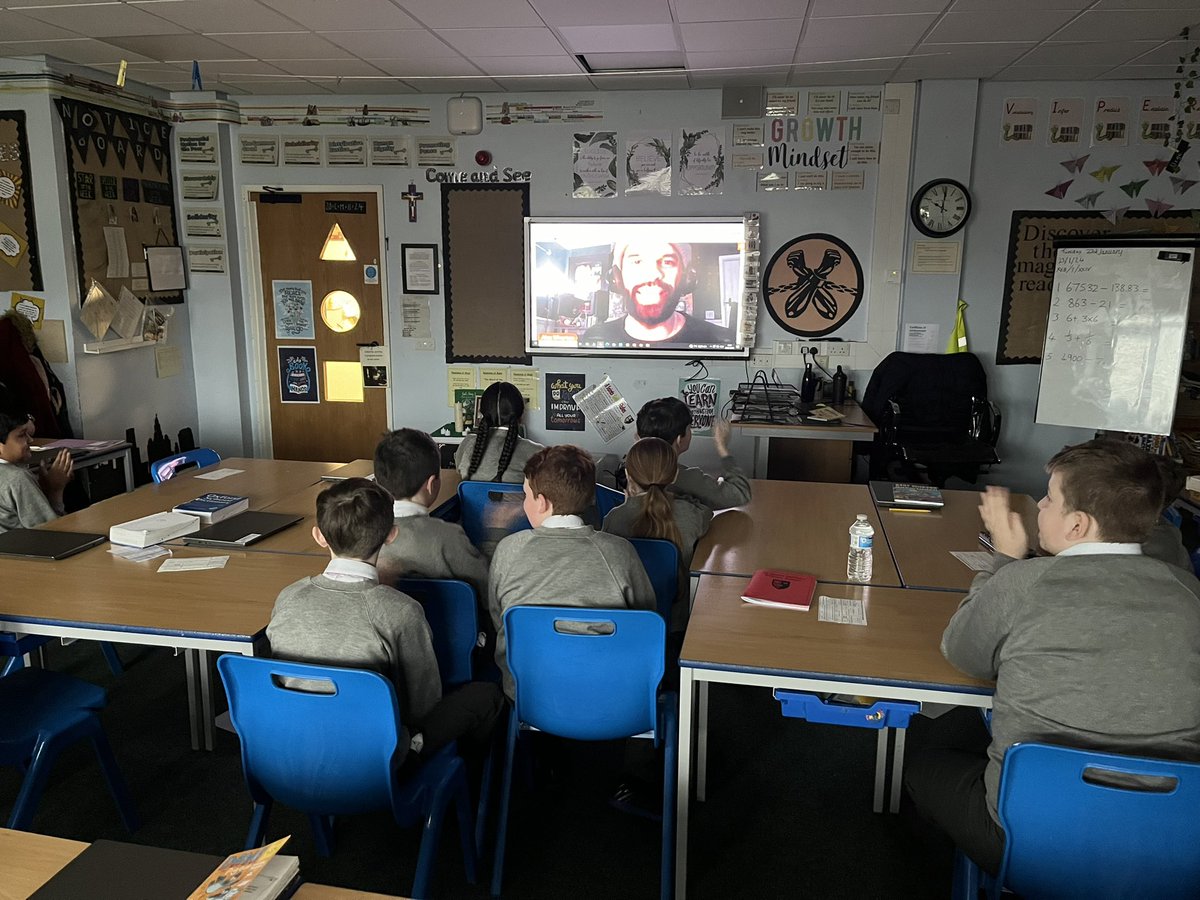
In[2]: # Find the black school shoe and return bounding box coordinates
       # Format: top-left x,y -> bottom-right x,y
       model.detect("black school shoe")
608,778 -> 662,822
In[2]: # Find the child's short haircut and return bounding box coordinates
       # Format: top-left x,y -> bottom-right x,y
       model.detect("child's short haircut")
1155,455 -> 1186,511
374,428 -> 440,499
636,397 -> 691,444
1046,439 -> 1163,543
315,477 -> 393,559
524,445 -> 595,516
0,394 -> 30,440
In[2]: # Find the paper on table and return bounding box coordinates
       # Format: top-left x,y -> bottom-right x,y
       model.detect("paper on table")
103,226 -> 130,278
159,556 -> 229,572
110,544 -> 169,563
817,595 -> 868,626
194,467 -> 244,480
80,281 -> 118,341
111,286 -> 146,339
950,550 -> 994,571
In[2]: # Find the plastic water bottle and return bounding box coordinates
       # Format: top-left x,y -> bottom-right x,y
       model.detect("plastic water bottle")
847,514 -> 874,582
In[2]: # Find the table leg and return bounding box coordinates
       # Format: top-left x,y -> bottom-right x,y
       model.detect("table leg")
185,650 -> 201,751
198,649 -> 215,751
890,727 -> 907,814
675,667 -> 694,900
873,729 -> 888,814
753,436 -> 769,479
185,649 -> 216,751
696,681 -> 709,802
121,448 -> 135,493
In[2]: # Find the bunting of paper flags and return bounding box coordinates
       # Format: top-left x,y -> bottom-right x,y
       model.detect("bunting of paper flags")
1060,154 -> 1089,174
1090,164 -> 1120,183
1119,179 -> 1149,198
1045,179 -> 1073,200
1144,159 -> 1169,176
1169,175 -> 1197,195
1102,207 -> 1130,224
1076,191 -> 1103,209
1146,198 -> 1173,217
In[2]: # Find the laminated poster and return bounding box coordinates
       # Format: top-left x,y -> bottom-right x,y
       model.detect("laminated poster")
1001,98 -> 1037,145
624,132 -> 671,196
272,279 -> 314,340
572,374 -> 634,443
278,345 -> 319,404
239,135 -> 279,165
1047,98 -> 1084,146
679,378 -> 720,436
546,373 -> 585,431
282,137 -> 322,165
573,131 -> 618,199
369,137 -> 411,166
679,128 -> 725,196
1093,97 -> 1129,147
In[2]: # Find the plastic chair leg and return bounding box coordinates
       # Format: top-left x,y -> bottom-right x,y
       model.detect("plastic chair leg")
412,758 -> 461,900
90,725 -> 139,832
100,642 -> 125,677
245,800 -> 272,850
660,695 -> 679,900
7,734 -> 58,830
1,655 -> 21,678
309,813 -> 334,857
952,849 -> 982,900
489,706 -> 521,898
453,761 -> 479,885
475,729 -> 500,863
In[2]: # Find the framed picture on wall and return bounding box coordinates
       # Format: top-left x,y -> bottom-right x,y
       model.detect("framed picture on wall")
401,243 -> 439,294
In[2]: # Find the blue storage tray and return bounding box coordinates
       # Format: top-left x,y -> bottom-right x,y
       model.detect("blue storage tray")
774,689 -> 919,730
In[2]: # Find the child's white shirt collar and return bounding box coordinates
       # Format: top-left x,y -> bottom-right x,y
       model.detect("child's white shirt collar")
393,499 -> 429,519
1057,542 -> 1142,557
323,558 -> 380,584
540,514 -> 585,529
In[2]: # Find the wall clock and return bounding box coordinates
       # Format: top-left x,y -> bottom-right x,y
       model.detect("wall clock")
910,178 -> 971,238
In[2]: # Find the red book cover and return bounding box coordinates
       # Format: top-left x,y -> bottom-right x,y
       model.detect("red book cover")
740,569 -> 817,611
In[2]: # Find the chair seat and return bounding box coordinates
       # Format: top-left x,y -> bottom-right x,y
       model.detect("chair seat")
0,668 -> 107,749
900,440 -> 998,466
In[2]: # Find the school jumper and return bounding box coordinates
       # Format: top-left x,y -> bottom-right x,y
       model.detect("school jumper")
454,428 -> 544,484
377,499 -> 490,601
1142,519 -> 1192,571
596,453 -> 753,510
0,459 -> 60,533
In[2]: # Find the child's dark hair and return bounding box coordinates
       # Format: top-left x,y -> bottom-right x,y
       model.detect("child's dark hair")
374,428 -> 440,499
466,381 -> 525,481
0,392 -> 31,440
524,445 -> 595,516
1045,439 -> 1163,543
636,397 -> 691,444
315,478 -> 393,559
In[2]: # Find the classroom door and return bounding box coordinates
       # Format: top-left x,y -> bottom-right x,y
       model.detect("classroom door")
251,190 -> 388,462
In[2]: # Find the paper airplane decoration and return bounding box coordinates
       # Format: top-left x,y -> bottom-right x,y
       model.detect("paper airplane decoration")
1090,164 -> 1121,182
1146,198 -> 1174,217
1119,179 -> 1149,198
1045,179 -> 1073,200
1169,175 -> 1197,195
1144,159 -> 1169,176
1076,191 -> 1103,209
1060,154 -> 1090,174
1102,207 -> 1129,224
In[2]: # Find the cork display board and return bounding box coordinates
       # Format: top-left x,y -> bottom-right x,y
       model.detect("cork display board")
0,111 -> 43,292
54,98 -> 183,304
441,183 -> 530,363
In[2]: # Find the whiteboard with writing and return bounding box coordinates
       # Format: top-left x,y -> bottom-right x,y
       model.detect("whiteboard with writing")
1036,243 -> 1196,435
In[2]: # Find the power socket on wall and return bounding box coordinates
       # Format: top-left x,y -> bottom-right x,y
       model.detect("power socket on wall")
824,342 -> 851,358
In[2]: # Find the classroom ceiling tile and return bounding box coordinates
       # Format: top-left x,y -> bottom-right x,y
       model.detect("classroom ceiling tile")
2,0 -> 130,6
368,56 -> 483,77
1018,40 -> 1160,67
269,58 -> 392,77
1102,63 -> 1191,79
493,74 -> 596,90
229,79 -> 334,94
397,76 -> 504,92
682,20 -> 805,52
688,69 -> 782,87
801,14 -> 938,50
1051,9 -> 1200,42
990,64 -> 1112,80
0,10 -> 81,42
396,0 -> 544,29
129,0 -> 302,34
1124,40 -> 1195,66
17,2 -> 189,38
673,0 -> 809,22
435,26 -> 566,57
893,57 -> 1009,79
104,33 -> 253,61
583,51 -> 686,69
913,42 -> 1036,68
593,72 -> 691,88
324,79 -> 416,92
926,10 -> 1079,43
214,32 -> 355,59
528,0 -> 673,26
685,49 -> 794,74
320,30 -> 453,58
789,67 -> 893,84
557,24 -> 680,53
204,60 -> 289,77
2,38 -> 154,64
257,0 -> 420,31
473,55 -> 585,75
811,0 -> 947,12
1094,0 -> 1200,7
950,0 -> 1089,7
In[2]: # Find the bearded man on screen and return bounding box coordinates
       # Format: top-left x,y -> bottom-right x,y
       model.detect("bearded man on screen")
581,240 -> 735,345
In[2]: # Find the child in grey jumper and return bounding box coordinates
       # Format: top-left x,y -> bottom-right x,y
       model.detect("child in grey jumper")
267,478 -> 501,765
455,381 -> 544,484
904,439 -> 1200,877
489,445 -> 654,698
374,428 -> 489,602
0,396 -> 72,533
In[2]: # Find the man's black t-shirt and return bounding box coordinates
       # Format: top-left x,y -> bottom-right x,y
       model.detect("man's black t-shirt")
581,314 -> 735,346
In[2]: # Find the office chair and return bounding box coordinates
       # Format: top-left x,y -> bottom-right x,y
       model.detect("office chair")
150,448 -> 221,483
861,352 -> 1000,487
953,742 -> 1200,900
218,655 -> 477,900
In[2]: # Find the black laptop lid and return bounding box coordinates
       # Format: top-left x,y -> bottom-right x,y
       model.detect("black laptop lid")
0,529 -> 106,560
30,839 -> 220,899
182,511 -> 302,547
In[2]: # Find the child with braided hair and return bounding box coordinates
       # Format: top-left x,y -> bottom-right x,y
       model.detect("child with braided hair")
454,381 -> 543,484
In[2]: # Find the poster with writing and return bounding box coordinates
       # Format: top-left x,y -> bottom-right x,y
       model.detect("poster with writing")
573,131 -> 618,199
180,171 -> 218,200
416,137 -> 455,166
327,136 -> 367,166
272,279 -> 314,339
369,136 -> 410,166
1093,97 -> 1129,146
283,136 -> 322,165
679,127 -> 725,196
1001,97 -> 1037,144
239,135 -> 278,165
765,90 -> 798,117
1047,97 -> 1083,146
177,133 -> 217,164
679,378 -> 721,436
625,131 -> 671,196
546,373 -> 585,431
0,112 -> 43,291
1139,96 -> 1172,145
278,346 -> 319,403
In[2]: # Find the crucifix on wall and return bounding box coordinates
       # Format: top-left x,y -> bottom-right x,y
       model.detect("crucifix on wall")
402,182 -> 423,223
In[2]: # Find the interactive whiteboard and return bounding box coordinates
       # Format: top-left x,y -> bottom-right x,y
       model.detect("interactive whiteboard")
1036,239 -> 1198,435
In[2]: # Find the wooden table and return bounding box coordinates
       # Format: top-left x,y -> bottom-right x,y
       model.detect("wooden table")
674,575 -> 991,899
0,828 -> 407,899
731,402 -> 877,480
690,479 -> 902,587
32,439 -> 136,494
875,489 -> 1039,591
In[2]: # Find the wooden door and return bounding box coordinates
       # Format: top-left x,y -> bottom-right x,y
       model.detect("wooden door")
252,191 -> 388,461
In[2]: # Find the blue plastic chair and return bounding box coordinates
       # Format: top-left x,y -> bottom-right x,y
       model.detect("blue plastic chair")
395,578 -> 479,689
151,448 -> 221,483
629,538 -> 680,622
218,655 -> 477,900
457,482 -> 528,549
0,667 -> 138,832
595,484 -> 625,520
1,633 -> 125,680
492,607 -> 677,900
954,742 -> 1200,900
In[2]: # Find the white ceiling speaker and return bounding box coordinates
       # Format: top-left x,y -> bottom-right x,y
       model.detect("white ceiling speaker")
447,96 -> 483,135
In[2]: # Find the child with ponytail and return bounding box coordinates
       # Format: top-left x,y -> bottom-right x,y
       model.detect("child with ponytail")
455,381 -> 544,484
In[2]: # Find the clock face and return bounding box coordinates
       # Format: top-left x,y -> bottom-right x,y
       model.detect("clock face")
913,179 -> 971,237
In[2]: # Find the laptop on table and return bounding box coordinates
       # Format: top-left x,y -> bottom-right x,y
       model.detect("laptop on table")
181,511 -> 302,548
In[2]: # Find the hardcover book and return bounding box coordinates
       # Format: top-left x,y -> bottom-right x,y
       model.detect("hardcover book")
172,493 -> 250,524
741,569 -> 818,611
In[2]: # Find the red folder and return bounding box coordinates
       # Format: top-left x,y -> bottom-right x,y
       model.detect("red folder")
740,569 -> 817,611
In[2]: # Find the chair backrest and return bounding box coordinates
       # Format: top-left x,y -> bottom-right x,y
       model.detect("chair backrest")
996,742 -> 1200,900
504,606 -> 665,742
151,448 -> 221,483
217,655 -> 401,816
628,537 -> 680,621
595,484 -> 625,520
457,481 -> 528,547
861,352 -> 988,434
394,578 -> 478,688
